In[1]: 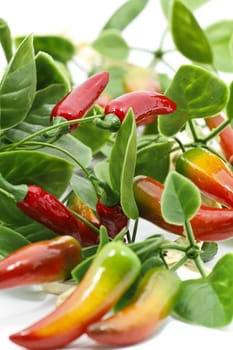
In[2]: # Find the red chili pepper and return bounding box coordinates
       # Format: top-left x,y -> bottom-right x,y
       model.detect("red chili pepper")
50,71 -> 109,131
96,198 -> 129,239
0,174 -> 82,243
104,90 -> 176,126
206,114 -> 233,164
133,175 -> 233,241
87,267 -> 181,346
67,194 -> 100,246
0,236 -> 81,289
175,147 -> 233,208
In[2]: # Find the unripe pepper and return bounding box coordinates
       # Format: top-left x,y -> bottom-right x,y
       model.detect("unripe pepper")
176,147 -> 233,208
10,241 -> 141,350
50,71 -> 109,131
87,267 -> 181,346
133,175 -> 233,241
104,90 -> 176,126
206,114 -> 233,164
96,198 -> 129,239
0,174 -> 82,243
67,194 -> 100,246
0,236 -> 81,289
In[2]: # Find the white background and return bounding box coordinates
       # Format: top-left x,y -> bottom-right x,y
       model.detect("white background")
1,1 -> 233,349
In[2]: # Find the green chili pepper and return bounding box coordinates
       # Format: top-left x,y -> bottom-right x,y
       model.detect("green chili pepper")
10,241 -> 141,350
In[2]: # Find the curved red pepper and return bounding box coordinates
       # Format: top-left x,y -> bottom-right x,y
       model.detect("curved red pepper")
96,198 -> 129,239
0,174 -> 84,243
87,267 -> 181,346
206,114 -> 233,164
51,71 -> 109,131
104,90 -> 176,126
67,194 -> 100,246
133,175 -> 233,241
0,236 -> 81,289
175,147 -> 233,208
17,185 -> 82,242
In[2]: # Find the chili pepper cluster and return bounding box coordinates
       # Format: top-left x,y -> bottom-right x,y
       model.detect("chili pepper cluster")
2,0 -> 233,348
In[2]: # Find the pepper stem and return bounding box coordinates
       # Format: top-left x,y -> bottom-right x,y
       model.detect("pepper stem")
184,219 -> 207,278
94,114 -> 121,132
0,173 -> 27,202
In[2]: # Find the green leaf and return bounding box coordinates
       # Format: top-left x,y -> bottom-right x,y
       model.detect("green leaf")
0,150 -> 74,196
174,253 -> 233,327
158,65 -> 229,136
135,138 -> 173,182
0,225 -> 30,257
15,35 -> 76,63
5,84 -> 67,142
94,159 -> 111,186
35,51 -> 71,91
97,226 -> 110,251
0,34 -> 36,130
92,29 -> 129,61
102,0 -> 149,31
16,222 -> 56,242
200,242 -> 218,263
39,134 -> 92,170
226,81 -> 233,120
0,150 -> 73,226
161,171 -> 201,224
161,0 -> 210,18
205,20 -> 233,73
109,110 -> 138,219
171,0 -> 212,64
0,18 -> 13,62
70,174 -> 98,211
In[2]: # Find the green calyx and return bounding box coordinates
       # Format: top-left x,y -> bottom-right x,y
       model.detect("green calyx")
94,114 -> 121,132
98,181 -> 120,207
0,173 -> 27,202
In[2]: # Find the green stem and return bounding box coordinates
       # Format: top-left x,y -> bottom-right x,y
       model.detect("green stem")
170,254 -> 189,272
131,218 -> 139,242
135,237 -> 164,257
193,256 -> 207,278
202,119 -> 230,143
1,114 -> 103,152
173,137 -> 186,153
184,219 -> 206,277
188,120 -> 199,143
184,219 -> 196,247
0,187 -> 15,201
161,242 -> 187,252
130,46 -> 154,55
161,57 -> 176,73
70,209 -> 100,234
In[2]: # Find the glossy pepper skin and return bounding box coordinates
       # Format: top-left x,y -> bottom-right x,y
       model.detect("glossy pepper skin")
206,114 -> 233,164
0,236 -> 81,289
96,198 -> 129,239
133,175 -> 233,241
176,147 -> 233,208
50,71 -> 109,131
17,185 -> 82,243
10,241 -> 141,350
0,174 -> 83,243
104,90 -> 176,126
67,194 -> 100,246
87,267 -> 181,346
